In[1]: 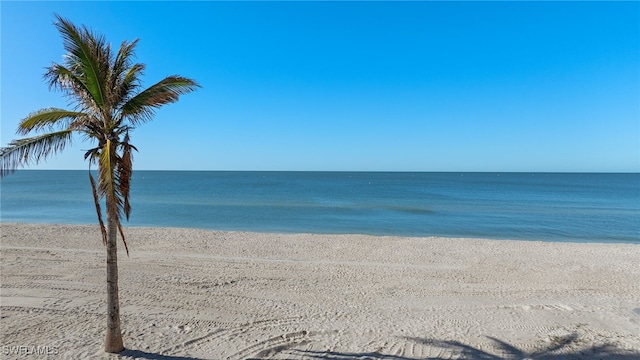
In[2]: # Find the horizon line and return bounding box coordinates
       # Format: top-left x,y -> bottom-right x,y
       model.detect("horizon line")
10,169 -> 640,174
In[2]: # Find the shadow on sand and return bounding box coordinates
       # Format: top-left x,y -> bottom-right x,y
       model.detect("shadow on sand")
115,334 -> 640,359
295,333 -> 640,360
117,349 -> 205,360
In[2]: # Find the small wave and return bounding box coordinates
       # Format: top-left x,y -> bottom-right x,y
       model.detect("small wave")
383,205 -> 434,215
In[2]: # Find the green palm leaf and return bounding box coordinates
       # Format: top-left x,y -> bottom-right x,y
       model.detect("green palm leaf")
0,130 -> 73,176
53,14 -> 108,109
18,108 -> 87,135
45,64 -> 99,113
110,39 -> 142,108
120,76 -> 200,125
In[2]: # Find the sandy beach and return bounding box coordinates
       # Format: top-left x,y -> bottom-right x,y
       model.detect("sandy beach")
1,223 -> 638,359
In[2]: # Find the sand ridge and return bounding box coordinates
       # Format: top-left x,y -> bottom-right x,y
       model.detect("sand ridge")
1,223 -> 639,359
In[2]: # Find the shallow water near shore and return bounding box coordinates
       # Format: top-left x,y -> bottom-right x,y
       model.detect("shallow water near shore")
1,170 -> 638,243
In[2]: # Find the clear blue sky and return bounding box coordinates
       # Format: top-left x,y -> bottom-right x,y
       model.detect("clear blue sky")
1,1 -> 639,172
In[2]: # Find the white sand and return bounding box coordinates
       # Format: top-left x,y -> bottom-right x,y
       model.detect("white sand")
1,223 -> 639,359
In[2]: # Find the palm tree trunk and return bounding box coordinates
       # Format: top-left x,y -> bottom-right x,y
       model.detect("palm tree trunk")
105,211 -> 124,353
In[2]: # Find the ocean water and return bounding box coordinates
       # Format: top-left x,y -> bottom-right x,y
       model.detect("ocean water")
1,171 -> 638,243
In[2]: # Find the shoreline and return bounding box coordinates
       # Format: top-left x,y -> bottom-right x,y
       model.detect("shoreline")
1,223 -> 639,359
2,221 -> 638,245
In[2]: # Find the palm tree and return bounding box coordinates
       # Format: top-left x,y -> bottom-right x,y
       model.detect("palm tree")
0,15 -> 199,353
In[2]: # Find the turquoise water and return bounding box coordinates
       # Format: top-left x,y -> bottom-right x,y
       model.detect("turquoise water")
1,171 -> 638,243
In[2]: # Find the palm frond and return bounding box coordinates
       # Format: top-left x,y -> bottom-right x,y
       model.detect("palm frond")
110,40 -> 142,108
98,139 -> 131,256
18,108 -> 87,135
116,135 -> 136,220
120,76 -> 200,125
84,146 -> 101,162
53,14 -> 108,109
89,171 -> 108,245
113,63 -> 145,122
45,63 -> 100,114
111,39 -> 140,86
98,139 -> 118,217
0,130 -> 73,177
76,118 -> 107,143
117,222 -> 130,257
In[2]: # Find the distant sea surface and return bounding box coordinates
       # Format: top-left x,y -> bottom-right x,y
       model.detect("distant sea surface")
1,171 -> 638,243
